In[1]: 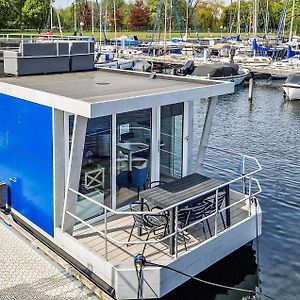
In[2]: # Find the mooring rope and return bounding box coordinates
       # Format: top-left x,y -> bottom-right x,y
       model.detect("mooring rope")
134,253 -> 276,300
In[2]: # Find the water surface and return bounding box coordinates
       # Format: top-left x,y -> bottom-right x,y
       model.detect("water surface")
165,79 -> 300,300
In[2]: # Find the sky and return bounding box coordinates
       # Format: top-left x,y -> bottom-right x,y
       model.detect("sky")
53,0 -> 71,8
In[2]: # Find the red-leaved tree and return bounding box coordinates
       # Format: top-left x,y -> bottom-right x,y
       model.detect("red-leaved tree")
128,0 -> 150,30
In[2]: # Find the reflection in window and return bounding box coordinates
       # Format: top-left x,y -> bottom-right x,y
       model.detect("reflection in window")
71,115 -> 112,222
160,103 -> 183,181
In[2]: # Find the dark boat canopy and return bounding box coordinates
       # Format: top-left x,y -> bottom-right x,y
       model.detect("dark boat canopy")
192,63 -> 239,77
285,73 -> 300,85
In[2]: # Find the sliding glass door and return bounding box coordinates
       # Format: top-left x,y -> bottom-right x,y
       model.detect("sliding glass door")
160,103 -> 184,181
116,109 -> 151,208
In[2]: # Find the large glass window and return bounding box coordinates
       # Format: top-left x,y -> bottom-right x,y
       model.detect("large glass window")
160,103 -> 184,181
71,115 -> 112,222
116,109 -> 151,207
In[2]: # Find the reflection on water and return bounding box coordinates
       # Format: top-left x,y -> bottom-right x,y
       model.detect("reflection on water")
162,245 -> 259,300
0,66 -> 298,299
189,79 -> 300,300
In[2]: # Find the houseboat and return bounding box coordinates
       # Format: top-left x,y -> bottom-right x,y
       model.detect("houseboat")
0,68 -> 262,299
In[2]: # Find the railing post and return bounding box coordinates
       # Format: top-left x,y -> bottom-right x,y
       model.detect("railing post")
248,176 -> 252,216
214,189 -> 219,236
105,208 -> 108,261
175,206 -> 178,258
242,155 -> 246,194
21,40 -> 24,58
56,40 -> 59,56
61,190 -> 69,231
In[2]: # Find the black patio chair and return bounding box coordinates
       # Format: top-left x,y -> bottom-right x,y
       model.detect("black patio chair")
177,190 -> 227,244
127,201 -> 169,254
177,200 -> 212,247
204,191 -> 227,233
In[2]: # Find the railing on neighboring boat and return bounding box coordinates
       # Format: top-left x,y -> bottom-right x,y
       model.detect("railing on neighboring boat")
61,148 -> 262,261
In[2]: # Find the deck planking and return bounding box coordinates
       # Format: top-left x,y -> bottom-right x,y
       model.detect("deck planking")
73,197 -> 249,263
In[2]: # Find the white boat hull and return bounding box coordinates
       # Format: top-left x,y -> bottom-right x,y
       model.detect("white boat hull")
190,68 -> 249,86
283,84 -> 300,100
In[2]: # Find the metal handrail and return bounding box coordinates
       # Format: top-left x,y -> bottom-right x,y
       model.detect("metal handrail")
61,147 -> 262,260
205,146 -> 262,173
65,183 -> 259,260
63,169 -> 261,260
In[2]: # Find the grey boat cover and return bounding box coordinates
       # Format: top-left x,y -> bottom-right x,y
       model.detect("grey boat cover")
285,73 -> 300,85
192,63 -> 239,77
133,60 -> 151,72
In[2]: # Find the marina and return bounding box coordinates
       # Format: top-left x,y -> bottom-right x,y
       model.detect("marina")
0,0 -> 300,298
0,62 -> 265,299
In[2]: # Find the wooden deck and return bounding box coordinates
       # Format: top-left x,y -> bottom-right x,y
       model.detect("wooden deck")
73,197 -> 249,264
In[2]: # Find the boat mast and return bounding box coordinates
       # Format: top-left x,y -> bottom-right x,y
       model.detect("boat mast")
237,0 -> 241,36
253,0 -> 258,38
169,0 -> 172,40
57,8 -> 63,37
264,0 -> 269,37
164,0 -> 168,55
99,0 -> 102,49
105,0 -> 108,34
113,0 -> 117,40
91,1 -> 95,36
289,0 -> 295,42
50,0 -> 53,31
74,0 -> 77,35
185,0 -> 189,38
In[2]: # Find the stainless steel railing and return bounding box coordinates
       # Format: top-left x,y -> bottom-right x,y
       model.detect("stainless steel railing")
61,148 -> 262,261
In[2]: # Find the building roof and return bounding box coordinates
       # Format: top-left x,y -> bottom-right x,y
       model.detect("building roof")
0,69 -> 234,118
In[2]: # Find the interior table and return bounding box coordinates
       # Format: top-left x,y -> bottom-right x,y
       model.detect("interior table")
116,142 -> 149,171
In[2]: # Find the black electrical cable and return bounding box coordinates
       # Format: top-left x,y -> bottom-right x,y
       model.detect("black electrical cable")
145,260 -> 276,300
134,254 -> 146,300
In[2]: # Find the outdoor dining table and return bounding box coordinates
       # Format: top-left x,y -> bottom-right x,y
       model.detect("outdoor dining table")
139,173 -> 230,255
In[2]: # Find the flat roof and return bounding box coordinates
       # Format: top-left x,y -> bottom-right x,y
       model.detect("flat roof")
0,69 -> 234,118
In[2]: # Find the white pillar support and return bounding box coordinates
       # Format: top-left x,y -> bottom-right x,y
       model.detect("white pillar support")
62,115 -> 88,234
151,106 -> 161,182
111,114 -> 117,210
182,101 -> 191,176
195,96 -> 218,173
53,109 -> 65,229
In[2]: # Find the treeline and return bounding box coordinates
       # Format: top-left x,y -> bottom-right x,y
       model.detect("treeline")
0,0 -> 299,35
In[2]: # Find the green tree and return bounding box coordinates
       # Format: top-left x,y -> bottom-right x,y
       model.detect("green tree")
194,0 -> 224,32
0,0 -> 14,29
146,0 -> 187,34
59,6 -> 74,31
22,0 -> 49,32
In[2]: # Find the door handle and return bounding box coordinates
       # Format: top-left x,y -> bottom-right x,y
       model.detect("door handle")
9,177 -> 17,183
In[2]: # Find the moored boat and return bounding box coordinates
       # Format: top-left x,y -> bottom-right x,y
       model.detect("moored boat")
190,63 -> 250,85
282,73 -> 300,100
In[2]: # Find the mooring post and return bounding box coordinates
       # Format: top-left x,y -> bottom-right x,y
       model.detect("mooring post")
248,72 -> 254,102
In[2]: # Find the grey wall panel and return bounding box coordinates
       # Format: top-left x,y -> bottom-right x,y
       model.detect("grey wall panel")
17,57 -> 70,75
23,43 -> 57,56
70,55 -> 94,72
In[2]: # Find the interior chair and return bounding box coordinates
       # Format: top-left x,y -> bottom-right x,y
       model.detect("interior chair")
147,181 -> 167,188
127,201 -> 169,254
116,159 -> 149,197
